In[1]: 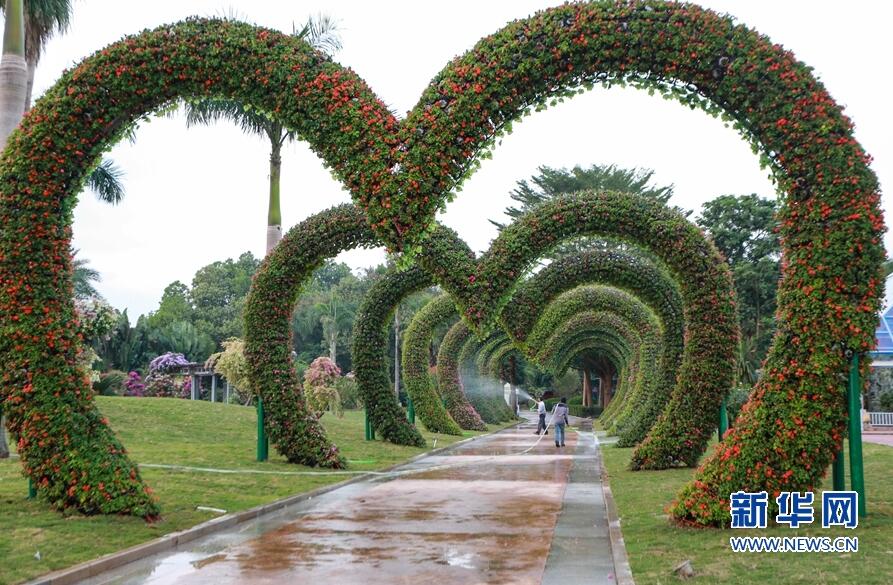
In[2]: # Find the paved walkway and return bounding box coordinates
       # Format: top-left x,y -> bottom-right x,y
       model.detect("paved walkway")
863,433 -> 893,447
80,413 -> 618,585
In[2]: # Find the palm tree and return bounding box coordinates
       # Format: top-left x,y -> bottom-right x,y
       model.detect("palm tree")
0,0 -> 71,111
0,0 -> 24,460
0,0 -> 26,150
185,14 -> 341,254
71,249 -> 101,299
1,1 -> 126,202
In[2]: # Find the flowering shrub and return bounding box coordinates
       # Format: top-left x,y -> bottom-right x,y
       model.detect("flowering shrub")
74,298 -> 118,343
305,384 -> 343,418
0,2 -> 881,525
205,338 -> 251,403
124,372 -> 145,397
144,373 -> 188,398
303,356 -> 342,389
303,357 -> 343,417
401,294 -> 463,435
149,352 -> 191,374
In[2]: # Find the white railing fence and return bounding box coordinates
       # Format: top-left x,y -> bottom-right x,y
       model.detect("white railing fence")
868,411 -> 893,427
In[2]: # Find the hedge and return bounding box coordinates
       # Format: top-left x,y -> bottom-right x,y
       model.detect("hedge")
435,321 -> 487,430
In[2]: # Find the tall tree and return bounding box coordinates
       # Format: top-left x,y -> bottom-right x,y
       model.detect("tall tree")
1,1 -> 125,201
0,0 -> 71,110
185,14 -> 341,254
190,252 -> 260,346
492,163 -> 678,260
697,194 -> 780,372
0,0 -> 25,150
72,249 -> 101,299
0,0 -> 21,460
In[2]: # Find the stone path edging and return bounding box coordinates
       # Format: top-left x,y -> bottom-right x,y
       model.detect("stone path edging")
23,425 -> 516,585
597,434 -> 636,585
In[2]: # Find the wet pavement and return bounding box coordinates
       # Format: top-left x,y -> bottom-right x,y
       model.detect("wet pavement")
80,413 -> 614,585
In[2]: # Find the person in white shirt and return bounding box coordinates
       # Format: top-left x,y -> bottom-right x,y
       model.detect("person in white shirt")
535,398 -> 548,435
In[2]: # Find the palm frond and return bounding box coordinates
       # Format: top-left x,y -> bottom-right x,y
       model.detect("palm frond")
17,0 -> 72,62
71,249 -> 101,299
294,13 -> 342,55
184,99 -> 272,140
87,158 -> 125,205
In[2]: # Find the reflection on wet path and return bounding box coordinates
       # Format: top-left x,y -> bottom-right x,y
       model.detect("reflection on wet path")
85,414 -> 583,585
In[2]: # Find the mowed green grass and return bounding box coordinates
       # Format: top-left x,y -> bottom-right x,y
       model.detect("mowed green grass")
0,397 -> 512,585
601,439 -> 893,585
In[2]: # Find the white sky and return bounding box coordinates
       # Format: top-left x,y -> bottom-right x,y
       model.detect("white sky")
4,1 -> 891,318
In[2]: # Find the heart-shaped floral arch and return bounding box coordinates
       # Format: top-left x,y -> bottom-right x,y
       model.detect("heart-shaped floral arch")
0,1 -> 881,527
503,250 -> 683,446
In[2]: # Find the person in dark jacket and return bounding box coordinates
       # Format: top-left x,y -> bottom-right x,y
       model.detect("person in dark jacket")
551,397 -> 569,447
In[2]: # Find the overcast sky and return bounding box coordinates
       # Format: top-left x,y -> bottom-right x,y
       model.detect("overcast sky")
4,1 -> 891,318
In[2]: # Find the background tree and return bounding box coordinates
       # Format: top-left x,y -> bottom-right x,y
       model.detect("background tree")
190,251 -> 260,346
697,193 -> 779,372
492,163 -> 677,259
184,14 -> 341,254
146,281 -> 192,329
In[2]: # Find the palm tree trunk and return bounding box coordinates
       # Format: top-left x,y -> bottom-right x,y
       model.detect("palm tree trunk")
23,56 -> 35,112
266,140 -> 282,254
0,0 -> 27,150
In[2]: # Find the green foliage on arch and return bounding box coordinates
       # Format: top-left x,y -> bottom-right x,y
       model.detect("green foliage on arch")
540,313 -> 638,373
456,334 -> 516,424
2,0 -> 882,527
436,321 -> 488,431
245,205 -> 385,469
400,294 -> 463,435
528,285 -> 667,445
418,191 -> 738,472
350,266 -> 434,447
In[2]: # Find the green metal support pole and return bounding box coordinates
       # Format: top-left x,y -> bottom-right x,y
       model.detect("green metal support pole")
365,408 -> 375,441
718,395 -> 729,440
256,397 -> 268,462
407,397 -> 416,425
27,478 -> 36,499
847,353 -> 866,517
832,447 -> 846,491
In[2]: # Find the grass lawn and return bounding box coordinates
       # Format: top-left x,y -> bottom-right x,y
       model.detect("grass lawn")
601,439 -> 893,584
0,396 -> 513,585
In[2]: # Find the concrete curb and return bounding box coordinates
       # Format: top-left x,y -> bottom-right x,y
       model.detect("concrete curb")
597,441 -> 636,585
23,423 -> 517,585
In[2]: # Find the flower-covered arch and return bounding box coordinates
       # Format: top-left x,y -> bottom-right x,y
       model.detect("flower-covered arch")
0,1 -> 881,526
417,191 -> 738,470
400,294 -> 464,435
